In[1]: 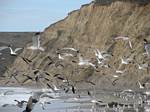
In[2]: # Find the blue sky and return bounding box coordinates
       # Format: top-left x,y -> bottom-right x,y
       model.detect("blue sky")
0,0 -> 91,32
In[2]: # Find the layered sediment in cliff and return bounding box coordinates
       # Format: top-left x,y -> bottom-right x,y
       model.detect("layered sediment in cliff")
1,1 -> 150,90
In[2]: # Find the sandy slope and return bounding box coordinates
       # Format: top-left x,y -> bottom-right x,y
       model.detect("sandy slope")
1,1 -> 150,90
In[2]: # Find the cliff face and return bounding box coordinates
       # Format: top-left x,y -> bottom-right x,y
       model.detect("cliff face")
2,1 -> 150,89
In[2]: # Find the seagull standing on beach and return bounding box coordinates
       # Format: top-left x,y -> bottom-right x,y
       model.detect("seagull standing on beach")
28,32 -> 44,51
114,36 -> 132,49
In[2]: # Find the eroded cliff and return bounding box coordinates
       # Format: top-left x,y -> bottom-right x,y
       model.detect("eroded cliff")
1,1 -> 150,90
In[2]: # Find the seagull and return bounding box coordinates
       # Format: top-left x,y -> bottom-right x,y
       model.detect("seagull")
95,49 -> 112,61
38,93 -> 54,110
58,54 -> 64,60
14,100 -> 27,108
144,39 -> 150,56
78,54 -> 96,68
62,53 -> 74,57
114,36 -> 132,49
137,63 -> 148,70
28,32 -> 44,51
96,57 -> 103,64
114,36 -> 129,40
120,57 -> 132,65
53,84 -> 60,91
8,45 -> 22,56
121,57 -> 128,64
121,89 -> 133,94
61,47 -> 79,52
58,53 -> 73,60
90,99 -> 103,104
116,69 -> 126,74
78,54 -> 89,65
144,91 -> 150,95
46,83 -> 60,92
112,75 -> 119,78
94,49 -> 104,60
137,81 -> 144,89
144,44 -> 150,56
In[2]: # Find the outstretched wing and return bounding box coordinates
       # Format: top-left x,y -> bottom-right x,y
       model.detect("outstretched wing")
32,36 -> 39,47
128,40 -> 132,49
37,35 -> 40,48
14,48 -> 22,53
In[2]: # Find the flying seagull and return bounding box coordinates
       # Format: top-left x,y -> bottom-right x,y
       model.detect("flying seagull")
28,32 -> 44,51
116,69 -> 126,74
137,63 -> 148,70
144,39 -> 150,56
120,57 -> 132,65
38,93 -> 54,110
8,45 -> 22,56
78,54 -> 96,68
94,49 -> 104,60
14,100 -> 27,108
137,81 -> 144,89
58,53 -> 64,60
114,36 -> 132,49
61,47 -> 79,52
